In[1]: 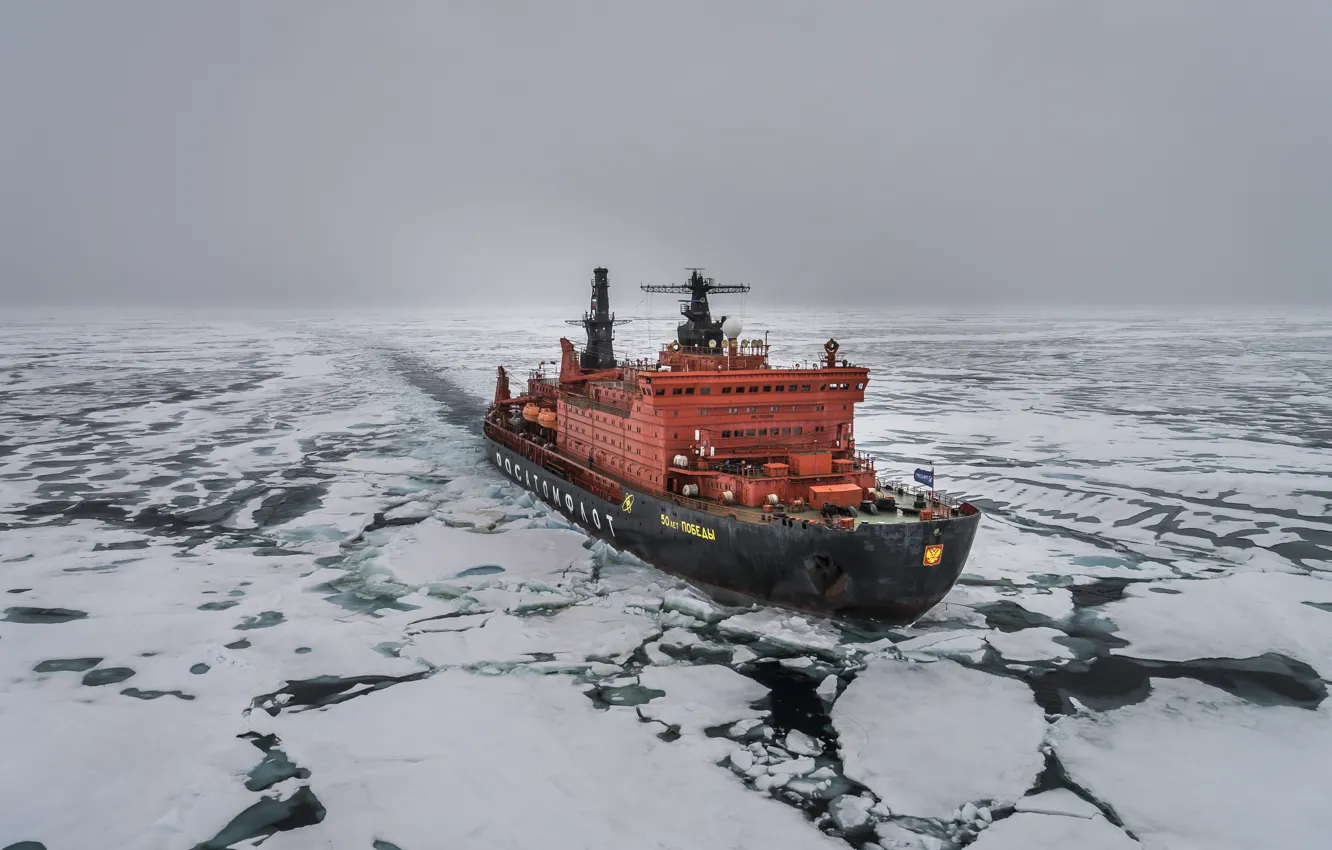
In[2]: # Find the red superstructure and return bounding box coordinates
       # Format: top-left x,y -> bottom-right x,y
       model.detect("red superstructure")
493,268 -> 886,519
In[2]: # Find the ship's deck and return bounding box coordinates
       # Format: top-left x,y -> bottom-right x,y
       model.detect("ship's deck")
717,501 -> 932,529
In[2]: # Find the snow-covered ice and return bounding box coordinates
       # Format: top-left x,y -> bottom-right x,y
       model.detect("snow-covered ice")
1014,788 -> 1103,819
3,311 -> 1330,847
986,626 -> 1077,663
968,812 -> 1140,850
406,604 -> 659,668
1104,572 -> 1332,677
259,671 -> 842,850
1051,678 -> 1332,850
833,659 -> 1047,818
637,664 -> 769,738
717,609 -> 844,655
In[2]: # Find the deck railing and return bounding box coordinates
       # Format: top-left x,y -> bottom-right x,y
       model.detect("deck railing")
562,393 -> 633,418
879,480 -> 964,510
484,420 -> 623,505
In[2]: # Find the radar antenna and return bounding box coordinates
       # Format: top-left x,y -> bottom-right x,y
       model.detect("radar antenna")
640,268 -> 751,349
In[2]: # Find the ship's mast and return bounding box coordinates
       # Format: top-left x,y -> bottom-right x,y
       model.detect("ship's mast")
641,269 -> 751,349
567,267 -> 630,370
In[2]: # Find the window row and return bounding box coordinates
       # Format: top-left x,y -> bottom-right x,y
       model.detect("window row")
720,427 -> 804,438
654,381 -> 863,397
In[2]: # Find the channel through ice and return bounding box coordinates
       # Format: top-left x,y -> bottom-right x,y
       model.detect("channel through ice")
1,310 -> 1329,849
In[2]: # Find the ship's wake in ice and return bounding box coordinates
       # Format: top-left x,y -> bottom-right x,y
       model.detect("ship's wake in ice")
1,311 -> 1328,849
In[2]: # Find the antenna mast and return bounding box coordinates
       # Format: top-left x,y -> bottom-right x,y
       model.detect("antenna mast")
566,267 -> 630,369
640,269 -> 751,349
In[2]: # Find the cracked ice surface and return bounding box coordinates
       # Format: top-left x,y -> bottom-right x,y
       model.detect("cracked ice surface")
4,313 -> 1332,849
257,671 -> 841,850
406,603 -> 660,668
637,664 -> 770,738
968,813 -> 1140,850
1051,678 -> 1332,850
363,518 -> 596,592
833,659 -> 1047,819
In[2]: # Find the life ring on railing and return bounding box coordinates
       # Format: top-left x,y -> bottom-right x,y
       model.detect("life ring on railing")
669,341 -> 681,352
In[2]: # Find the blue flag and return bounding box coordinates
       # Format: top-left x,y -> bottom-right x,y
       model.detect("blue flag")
914,467 -> 934,488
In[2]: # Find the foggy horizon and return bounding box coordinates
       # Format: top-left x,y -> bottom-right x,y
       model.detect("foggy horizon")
3,2 -> 1331,309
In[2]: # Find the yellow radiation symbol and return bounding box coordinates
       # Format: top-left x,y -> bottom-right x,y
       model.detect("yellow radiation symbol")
923,544 -> 944,567
621,493 -> 634,513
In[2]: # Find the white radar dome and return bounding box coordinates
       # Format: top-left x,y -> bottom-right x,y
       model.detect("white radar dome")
721,316 -> 743,339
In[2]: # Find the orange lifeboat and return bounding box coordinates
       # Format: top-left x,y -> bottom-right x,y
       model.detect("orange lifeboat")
537,408 -> 557,430
522,403 -> 540,423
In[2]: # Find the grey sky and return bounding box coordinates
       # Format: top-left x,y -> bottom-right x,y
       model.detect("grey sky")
2,2 -> 1329,308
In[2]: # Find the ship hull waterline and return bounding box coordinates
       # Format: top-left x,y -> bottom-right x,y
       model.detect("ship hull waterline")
486,438 -> 980,625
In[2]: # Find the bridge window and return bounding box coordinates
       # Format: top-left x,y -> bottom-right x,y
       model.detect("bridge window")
820,384 -> 827,391
770,406 -> 779,412
672,388 -> 683,395
746,407 -> 755,413
685,387 -> 695,395
782,427 -> 791,435
758,428 -> 768,436
788,385 -> 797,392
722,387 -> 732,394
794,426 -> 802,435
775,385 -> 784,392
762,385 -> 771,392
722,430 -> 732,438
800,384 -> 811,392
735,386 -> 744,394
745,429 -> 756,437
749,386 -> 759,393
655,389 -> 664,396
700,387 -> 711,395
856,382 -> 864,390
815,404 -> 825,411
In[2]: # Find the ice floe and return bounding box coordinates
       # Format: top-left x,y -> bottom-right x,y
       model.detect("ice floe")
637,664 -> 769,738
894,629 -> 989,662
360,519 -> 594,593
833,659 -> 1047,818
968,812 -> 1140,849
1104,571 -> 1332,677
986,626 -> 1076,663
406,603 -> 659,669
718,609 -> 844,655
1051,677 -> 1332,850
1014,788 -> 1103,819
258,671 -> 842,850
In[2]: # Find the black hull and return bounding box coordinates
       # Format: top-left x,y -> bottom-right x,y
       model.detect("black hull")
486,439 -> 980,625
